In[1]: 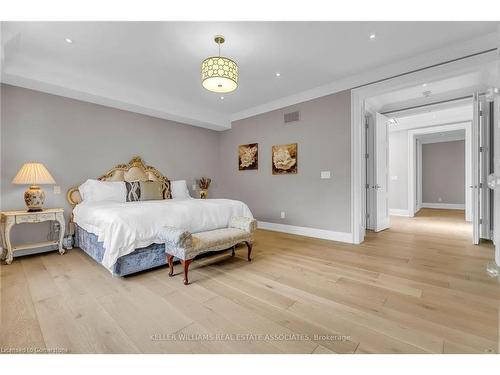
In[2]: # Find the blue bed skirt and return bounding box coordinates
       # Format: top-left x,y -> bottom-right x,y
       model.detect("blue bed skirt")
74,224 -> 167,276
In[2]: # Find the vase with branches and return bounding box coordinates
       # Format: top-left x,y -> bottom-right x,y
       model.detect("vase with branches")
197,177 -> 211,199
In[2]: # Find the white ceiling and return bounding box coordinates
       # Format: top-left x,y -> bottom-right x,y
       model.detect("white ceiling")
365,59 -> 499,115
1,21 -> 498,130
368,71 -> 484,111
389,103 -> 472,132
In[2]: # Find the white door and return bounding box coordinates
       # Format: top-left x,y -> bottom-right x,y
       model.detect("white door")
373,112 -> 390,232
489,92 -> 500,268
416,139 -> 423,211
472,93 -> 481,244
366,113 -> 376,230
472,92 -> 493,244
479,97 -> 492,240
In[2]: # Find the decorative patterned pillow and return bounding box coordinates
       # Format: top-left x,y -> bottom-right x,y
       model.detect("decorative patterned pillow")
162,179 -> 172,200
125,181 -> 141,202
125,180 -> 171,201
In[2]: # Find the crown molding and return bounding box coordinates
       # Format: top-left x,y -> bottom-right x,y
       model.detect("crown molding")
1,64 -> 232,131
2,31 -> 497,130
231,32 -> 499,122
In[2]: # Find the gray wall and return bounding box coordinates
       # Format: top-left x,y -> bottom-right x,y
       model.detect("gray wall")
1,84 -> 221,243
422,140 -> 465,204
218,91 -> 351,233
388,130 -> 409,211
1,85 -> 353,244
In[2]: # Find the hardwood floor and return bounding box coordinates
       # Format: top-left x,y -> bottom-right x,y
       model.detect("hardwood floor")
1,208 -> 498,354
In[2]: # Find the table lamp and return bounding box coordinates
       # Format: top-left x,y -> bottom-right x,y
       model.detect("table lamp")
12,162 -> 56,212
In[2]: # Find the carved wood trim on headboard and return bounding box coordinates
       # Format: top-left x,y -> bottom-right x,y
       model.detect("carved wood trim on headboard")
66,156 -> 170,206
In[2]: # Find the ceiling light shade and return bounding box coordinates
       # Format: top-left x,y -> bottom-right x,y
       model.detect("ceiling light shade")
201,35 -> 238,93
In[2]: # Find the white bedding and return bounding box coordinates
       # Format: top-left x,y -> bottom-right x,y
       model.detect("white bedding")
73,198 -> 253,271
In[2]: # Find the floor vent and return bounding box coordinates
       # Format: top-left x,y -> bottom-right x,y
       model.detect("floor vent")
284,111 -> 300,124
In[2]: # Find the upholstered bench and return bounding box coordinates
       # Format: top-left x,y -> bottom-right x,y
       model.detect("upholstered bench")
159,217 -> 257,285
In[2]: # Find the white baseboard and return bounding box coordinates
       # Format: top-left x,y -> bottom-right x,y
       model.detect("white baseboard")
257,221 -> 353,243
389,209 -> 410,217
422,203 -> 465,210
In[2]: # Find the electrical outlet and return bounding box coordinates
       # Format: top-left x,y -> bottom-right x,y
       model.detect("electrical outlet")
53,185 -> 61,194
438,197 -> 442,202
320,171 -> 331,179
280,211 -> 286,219
192,184 -> 197,190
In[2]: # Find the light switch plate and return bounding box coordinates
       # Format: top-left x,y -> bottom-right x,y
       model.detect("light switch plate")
280,211 -> 286,219
320,171 -> 331,179
53,185 -> 61,194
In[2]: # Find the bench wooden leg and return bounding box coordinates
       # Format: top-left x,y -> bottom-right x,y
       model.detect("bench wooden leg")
245,241 -> 252,262
181,259 -> 193,285
167,254 -> 174,277
231,245 -> 235,257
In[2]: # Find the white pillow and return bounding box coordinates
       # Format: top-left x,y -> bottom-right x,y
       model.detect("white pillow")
79,179 -> 126,203
170,180 -> 191,199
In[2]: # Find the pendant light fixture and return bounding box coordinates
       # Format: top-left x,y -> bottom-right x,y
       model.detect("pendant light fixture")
201,35 -> 238,93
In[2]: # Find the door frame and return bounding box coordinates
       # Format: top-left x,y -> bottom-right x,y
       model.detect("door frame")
350,54 -> 495,244
407,122 -> 472,218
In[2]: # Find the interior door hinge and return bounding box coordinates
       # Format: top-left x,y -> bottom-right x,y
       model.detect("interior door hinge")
479,218 -> 483,225
365,153 -> 369,159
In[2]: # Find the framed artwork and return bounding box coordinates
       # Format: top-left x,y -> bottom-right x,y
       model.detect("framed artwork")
272,143 -> 297,175
238,143 -> 258,170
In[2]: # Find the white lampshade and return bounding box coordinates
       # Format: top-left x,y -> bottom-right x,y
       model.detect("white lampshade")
12,163 -> 56,185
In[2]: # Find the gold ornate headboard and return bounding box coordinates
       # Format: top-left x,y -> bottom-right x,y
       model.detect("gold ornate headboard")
66,156 -> 170,206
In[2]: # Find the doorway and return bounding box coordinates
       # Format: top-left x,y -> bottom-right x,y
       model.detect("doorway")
351,56 -> 499,276
365,103 -> 473,241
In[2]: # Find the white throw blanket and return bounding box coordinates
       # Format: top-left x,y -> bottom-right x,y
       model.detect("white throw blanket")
73,198 -> 253,271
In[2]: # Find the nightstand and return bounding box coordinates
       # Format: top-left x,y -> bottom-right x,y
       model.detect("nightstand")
0,208 -> 65,264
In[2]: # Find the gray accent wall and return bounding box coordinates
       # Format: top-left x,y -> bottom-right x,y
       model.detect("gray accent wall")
422,140 -> 465,204
1,84 -> 221,243
218,91 -> 351,233
1,85 -> 353,246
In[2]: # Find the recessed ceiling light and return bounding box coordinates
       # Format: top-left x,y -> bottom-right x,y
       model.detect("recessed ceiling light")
220,96 -> 224,100
422,83 -> 427,87
65,38 -> 73,44
369,33 -> 376,39
276,72 -> 281,77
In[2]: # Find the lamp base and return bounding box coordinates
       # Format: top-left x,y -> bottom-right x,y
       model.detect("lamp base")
27,208 -> 44,212
24,185 -> 45,212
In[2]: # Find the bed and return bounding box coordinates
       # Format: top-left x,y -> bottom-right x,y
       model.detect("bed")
67,156 -> 253,276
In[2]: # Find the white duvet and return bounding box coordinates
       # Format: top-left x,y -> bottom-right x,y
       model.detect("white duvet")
73,198 -> 253,271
